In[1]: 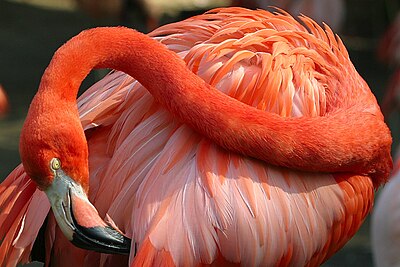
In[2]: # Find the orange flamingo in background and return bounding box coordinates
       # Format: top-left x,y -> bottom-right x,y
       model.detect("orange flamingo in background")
0,84 -> 9,117
0,7 -> 392,266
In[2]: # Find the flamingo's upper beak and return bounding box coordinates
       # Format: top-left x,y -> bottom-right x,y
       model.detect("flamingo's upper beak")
44,168 -> 131,255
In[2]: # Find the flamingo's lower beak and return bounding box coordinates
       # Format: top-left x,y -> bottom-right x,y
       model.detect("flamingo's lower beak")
44,169 -> 131,255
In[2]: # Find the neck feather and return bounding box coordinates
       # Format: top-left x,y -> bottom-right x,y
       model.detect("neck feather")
34,27 -> 392,185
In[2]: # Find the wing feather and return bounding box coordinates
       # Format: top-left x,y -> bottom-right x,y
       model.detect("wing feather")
0,165 -> 48,266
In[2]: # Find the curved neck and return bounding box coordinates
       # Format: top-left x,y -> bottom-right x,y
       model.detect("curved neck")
36,27 -> 392,185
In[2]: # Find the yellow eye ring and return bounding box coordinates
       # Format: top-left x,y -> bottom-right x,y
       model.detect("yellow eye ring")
50,158 -> 61,171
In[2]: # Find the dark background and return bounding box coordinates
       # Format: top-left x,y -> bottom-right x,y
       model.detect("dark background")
0,0 -> 398,266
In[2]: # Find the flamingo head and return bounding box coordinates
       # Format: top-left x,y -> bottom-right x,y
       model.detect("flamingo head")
19,93 -> 131,255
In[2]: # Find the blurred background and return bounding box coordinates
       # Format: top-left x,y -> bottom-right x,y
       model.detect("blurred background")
0,0 -> 399,266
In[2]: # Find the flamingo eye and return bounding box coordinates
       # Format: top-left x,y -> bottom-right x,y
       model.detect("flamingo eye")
50,158 -> 61,171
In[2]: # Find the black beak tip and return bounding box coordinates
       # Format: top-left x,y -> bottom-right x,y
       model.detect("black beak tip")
71,225 -> 132,255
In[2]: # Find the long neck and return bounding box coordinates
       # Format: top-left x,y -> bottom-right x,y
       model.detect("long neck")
36,27 -> 392,184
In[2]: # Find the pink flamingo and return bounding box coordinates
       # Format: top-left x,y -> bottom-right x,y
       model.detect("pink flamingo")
371,148 -> 400,267
371,12 -> 400,266
0,7 -> 392,266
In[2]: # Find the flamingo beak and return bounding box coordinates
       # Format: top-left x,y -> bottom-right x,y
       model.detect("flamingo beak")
44,169 -> 131,255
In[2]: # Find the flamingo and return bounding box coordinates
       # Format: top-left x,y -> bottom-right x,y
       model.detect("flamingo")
0,84 -> 9,117
371,149 -> 400,267
371,13 -> 400,266
0,7 -> 392,266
